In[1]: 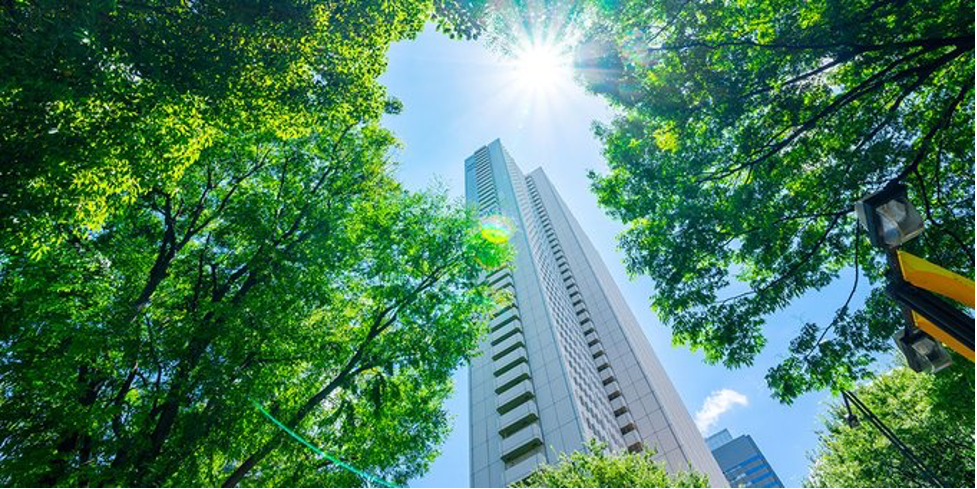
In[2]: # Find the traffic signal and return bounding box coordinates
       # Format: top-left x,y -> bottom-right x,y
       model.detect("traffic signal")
855,183 -> 975,372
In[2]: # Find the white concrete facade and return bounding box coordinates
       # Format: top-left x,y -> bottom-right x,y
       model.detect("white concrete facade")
466,139 -> 727,487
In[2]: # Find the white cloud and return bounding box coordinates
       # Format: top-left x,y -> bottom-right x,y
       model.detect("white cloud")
694,389 -> 749,433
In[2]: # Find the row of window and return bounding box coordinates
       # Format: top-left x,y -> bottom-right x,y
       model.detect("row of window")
525,176 -> 635,450
474,159 -> 545,477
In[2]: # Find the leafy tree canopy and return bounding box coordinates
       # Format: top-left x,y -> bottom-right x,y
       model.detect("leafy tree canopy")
514,440 -> 709,488
1,0 -> 431,255
0,0 -> 515,486
806,358 -> 975,488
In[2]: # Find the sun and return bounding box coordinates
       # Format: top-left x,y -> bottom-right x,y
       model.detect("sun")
510,42 -> 571,92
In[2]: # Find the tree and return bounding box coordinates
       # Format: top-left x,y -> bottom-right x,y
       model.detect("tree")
806,358 -> 975,487
0,125 -> 513,486
514,440 -> 709,488
433,0 -> 489,40
572,0 -> 975,402
0,1 -> 514,486
1,0 -> 433,258
429,0 -> 591,54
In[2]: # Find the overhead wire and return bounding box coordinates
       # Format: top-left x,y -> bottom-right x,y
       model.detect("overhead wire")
250,399 -> 398,488
842,390 -> 945,487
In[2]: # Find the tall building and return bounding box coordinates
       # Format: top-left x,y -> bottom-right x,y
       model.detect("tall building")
705,429 -> 784,488
705,429 -> 734,451
466,139 -> 727,487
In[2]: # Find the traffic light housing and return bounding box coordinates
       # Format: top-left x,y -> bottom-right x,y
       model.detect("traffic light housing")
855,183 -> 975,371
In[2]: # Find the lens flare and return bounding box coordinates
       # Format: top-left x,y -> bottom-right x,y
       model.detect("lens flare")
480,215 -> 515,244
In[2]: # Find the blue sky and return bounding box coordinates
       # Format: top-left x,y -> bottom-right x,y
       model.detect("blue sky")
379,25 -> 876,488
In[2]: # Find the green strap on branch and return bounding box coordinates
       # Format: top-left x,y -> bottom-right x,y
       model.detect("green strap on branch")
250,399 -> 398,488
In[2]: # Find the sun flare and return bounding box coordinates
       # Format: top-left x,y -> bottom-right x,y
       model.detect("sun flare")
511,42 -> 571,92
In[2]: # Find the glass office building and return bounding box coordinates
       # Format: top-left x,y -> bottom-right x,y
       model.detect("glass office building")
465,139 -> 727,487
706,429 -> 784,488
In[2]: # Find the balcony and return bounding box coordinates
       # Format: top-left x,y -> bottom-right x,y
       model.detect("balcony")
490,274 -> 515,290
496,284 -> 516,299
504,450 -> 546,486
618,412 -> 636,434
594,356 -> 610,371
486,268 -> 509,282
581,321 -> 595,335
590,343 -> 605,358
496,379 -> 534,414
493,346 -> 528,377
490,306 -> 519,332
604,381 -> 621,398
501,423 -> 543,462
624,430 -> 642,452
601,369 -> 616,385
492,333 -> 526,361
494,362 -> 531,394
490,321 -> 522,346
478,195 -> 498,206
611,396 -> 628,416
498,400 -> 538,437
478,207 -> 499,218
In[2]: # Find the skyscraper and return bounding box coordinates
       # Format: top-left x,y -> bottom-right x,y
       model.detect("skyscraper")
465,139 -> 727,487
705,429 -> 784,488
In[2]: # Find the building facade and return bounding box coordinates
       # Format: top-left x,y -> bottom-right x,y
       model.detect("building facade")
466,139 -> 726,487
706,429 -> 784,488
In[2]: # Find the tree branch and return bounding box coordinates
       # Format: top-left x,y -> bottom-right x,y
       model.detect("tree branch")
720,209 -> 850,248
220,255 -> 462,487
742,55 -> 851,99
911,168 -> 972,261
700,44 -> 968,182
892,77 -> 973,183
181,149 -> 273,247
800,223 -> 861,364
648,35 -> 973,54
718,211 -> 846,304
